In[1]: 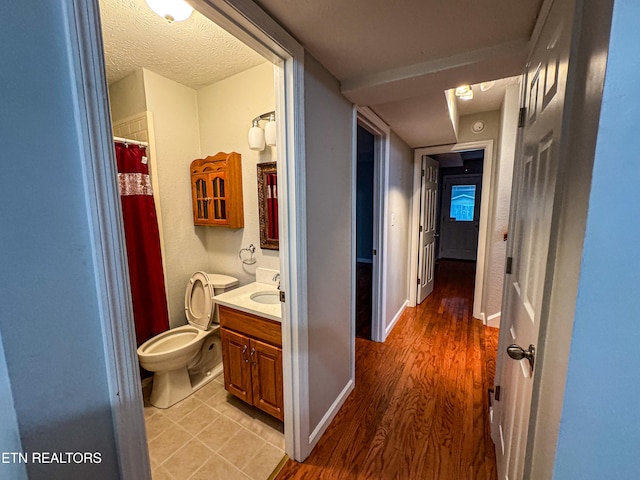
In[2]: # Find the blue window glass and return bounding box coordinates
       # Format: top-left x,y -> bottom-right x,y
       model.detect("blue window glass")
450,185 -> 476,221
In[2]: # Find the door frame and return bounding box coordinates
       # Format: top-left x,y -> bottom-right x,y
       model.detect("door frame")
65,0 -> 310,475
409,140 -> 494,321
354,107 -> 390,342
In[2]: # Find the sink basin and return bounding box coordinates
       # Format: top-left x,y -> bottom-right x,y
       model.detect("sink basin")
250,291 -> 280,305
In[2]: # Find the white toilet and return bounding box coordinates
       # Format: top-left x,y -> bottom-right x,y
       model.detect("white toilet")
137,271 -> 238,408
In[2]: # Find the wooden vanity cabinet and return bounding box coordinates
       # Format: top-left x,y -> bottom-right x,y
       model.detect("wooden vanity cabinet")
219,305 -> 283,421
190,152 -> 244,228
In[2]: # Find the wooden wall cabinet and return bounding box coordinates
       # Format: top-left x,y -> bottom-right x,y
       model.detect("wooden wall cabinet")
219,305 -> 283,421
190,152 -> 244,228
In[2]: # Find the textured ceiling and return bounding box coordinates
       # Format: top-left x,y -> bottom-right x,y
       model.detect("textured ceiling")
99,0 -> 267,89
254,0 -> 543,147
99,0 -> 540,147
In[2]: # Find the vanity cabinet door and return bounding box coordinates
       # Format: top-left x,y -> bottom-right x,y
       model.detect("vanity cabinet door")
219,306 -> 283,420
250,339 -> 284,421
220,328 -> 252,404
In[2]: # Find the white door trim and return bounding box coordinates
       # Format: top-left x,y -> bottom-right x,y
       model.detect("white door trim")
68,0 -> 310,474
64,2 -> 150,477
355,107 -> 390,342
409,140 -> 494,321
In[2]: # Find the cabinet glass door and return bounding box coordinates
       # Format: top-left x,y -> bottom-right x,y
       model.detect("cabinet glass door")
211,174 -> 227,221
194,177 -> 208,220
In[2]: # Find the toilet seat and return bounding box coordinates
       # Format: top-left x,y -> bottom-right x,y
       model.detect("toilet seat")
184,272 -> 239,329
185,272 -> 215,330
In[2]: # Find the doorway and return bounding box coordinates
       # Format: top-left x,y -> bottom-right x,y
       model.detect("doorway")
355,126 -> 375,339
435,150 -> 484,261
354,107 -> 389,343
98,1 -> 289,477
73,0 -> 311,473
409,140 -> 495,318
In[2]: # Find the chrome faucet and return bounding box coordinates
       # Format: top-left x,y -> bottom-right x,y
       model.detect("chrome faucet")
272,273 -> 280,290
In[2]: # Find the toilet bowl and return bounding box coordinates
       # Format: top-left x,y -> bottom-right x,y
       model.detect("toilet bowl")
137,272 -> 238,408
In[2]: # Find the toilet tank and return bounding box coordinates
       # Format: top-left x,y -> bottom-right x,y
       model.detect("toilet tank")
208,274 -> 239,323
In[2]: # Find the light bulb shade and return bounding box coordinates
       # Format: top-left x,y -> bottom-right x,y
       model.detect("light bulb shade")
145,0 -> 194,22
264,119 -> 277,147
248,125 -> 265,151
455,85 -> 472,97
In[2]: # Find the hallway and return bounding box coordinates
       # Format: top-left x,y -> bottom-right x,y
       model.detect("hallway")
277,260 -> 498,479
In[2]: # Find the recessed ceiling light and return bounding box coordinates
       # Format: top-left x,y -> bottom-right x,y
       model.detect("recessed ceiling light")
455,85 -> 473,101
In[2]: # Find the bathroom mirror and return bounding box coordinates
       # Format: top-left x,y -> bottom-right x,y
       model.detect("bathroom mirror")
257,162 -> 278,250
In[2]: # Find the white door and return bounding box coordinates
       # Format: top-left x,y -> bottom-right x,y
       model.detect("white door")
493,0 -> 575,478
417,155 -> 438,303
439,174 -> 482,260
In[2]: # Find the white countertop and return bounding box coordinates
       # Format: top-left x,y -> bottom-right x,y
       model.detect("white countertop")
214,282 -> 282,322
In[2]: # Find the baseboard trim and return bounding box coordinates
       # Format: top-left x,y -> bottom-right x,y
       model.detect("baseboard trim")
308,379 -> 354,446
383,300 -> 409,340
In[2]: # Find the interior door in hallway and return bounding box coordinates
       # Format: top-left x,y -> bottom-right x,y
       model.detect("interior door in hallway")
493,0 -> 574,478
416,155 -> 438,304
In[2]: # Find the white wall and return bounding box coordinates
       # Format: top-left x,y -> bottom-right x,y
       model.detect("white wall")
485,84 -> 520,327
458,111 -> 501,146
198,62 -> 280,284
143,69 -> 207,327
108,70 -> 146,122
384,132 -> 415,335
457,110 -> 502,323
108,66 -> 277,326
1,3 -> 122,477
304,53 -> 354,435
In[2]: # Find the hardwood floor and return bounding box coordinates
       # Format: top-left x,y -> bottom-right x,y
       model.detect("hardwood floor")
276,260 -> 498,480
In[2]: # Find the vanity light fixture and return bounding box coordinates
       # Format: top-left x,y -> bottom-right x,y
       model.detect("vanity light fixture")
145,0 -> 194,23
248,111 -> 276,151
455,85 -> 474,101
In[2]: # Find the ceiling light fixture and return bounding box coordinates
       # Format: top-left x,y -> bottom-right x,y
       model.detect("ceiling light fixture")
248,112 -> 276,151
145,0 -> 194,23
455,85 -> 473,101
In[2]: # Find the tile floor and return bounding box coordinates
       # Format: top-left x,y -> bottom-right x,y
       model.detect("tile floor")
144,374 -> 285,480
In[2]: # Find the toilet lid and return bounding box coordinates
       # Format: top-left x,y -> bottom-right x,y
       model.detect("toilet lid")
184,272 -> 215,330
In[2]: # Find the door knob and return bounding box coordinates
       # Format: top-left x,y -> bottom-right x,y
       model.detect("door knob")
507,344 -> 535,373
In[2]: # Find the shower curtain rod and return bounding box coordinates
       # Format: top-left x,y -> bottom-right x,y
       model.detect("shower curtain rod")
113,136 -> 148,147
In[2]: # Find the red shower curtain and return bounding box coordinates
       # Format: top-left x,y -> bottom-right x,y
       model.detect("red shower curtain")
267,172 -> 278,239
115,142 -> 169,346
